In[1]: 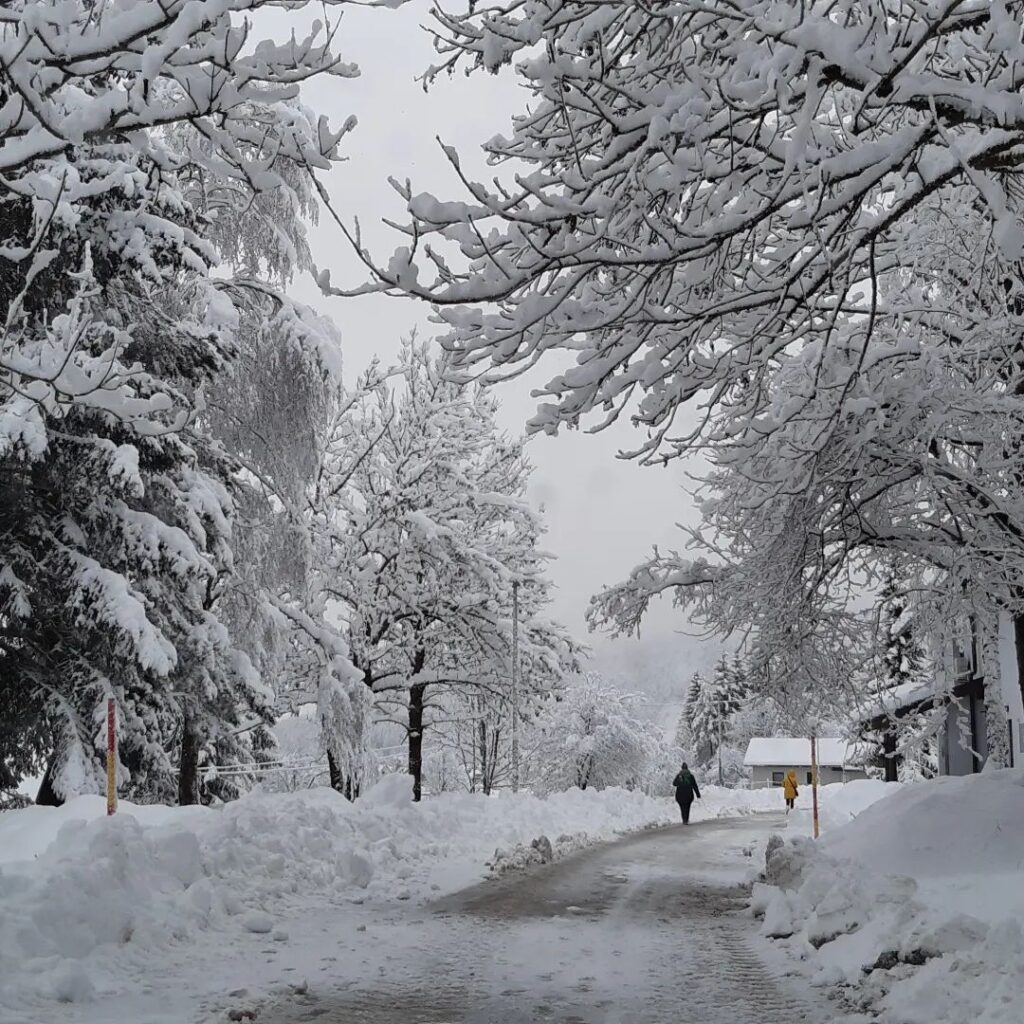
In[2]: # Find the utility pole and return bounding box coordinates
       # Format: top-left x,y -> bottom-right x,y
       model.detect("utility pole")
717,697 -> 724,787
511,579 -> 520,793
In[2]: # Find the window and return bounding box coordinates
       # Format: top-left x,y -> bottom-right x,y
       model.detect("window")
806,771 -> 813,785
771,771 -> 784,785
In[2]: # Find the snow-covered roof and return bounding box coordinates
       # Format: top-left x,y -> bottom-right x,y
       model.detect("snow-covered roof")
743,737 -> 862,769
860,680 -> 936,720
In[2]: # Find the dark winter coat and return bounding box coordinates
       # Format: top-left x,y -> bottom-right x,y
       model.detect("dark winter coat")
673,770 -> 700,803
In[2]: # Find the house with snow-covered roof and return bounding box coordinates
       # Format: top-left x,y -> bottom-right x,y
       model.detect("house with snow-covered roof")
743,737 -> 869,788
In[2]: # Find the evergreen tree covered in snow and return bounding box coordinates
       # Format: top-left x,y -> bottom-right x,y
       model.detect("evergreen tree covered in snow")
880,568 -> 925,692
679,656 -> 754,784
0,0 -> 354,803
673,688 -> 692,754
679,672 -> 714,765
730,654 -> 749,706
2,169 -> 267,805
870,567 -> 939,782
714,655 -> 749,721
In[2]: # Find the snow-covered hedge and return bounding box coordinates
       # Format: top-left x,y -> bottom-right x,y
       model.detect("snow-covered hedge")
753,770 -> 1024,1024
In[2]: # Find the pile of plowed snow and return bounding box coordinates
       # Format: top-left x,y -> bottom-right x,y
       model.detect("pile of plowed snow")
754,770 -> 1024,1024
0,776 -> 777,1011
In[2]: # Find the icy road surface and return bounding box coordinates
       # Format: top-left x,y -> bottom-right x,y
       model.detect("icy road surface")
260,816 -> 827,1024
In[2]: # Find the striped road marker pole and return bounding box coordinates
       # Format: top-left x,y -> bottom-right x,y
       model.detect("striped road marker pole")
810,735 -> 820,839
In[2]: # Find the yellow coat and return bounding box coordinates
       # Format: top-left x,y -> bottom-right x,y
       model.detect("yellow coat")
783,771 -> 799,800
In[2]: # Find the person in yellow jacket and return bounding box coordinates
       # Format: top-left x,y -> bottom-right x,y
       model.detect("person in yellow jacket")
783,769 -> 799,811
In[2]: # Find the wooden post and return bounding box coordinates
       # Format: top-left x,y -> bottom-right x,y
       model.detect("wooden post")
106,698 -> 117,816
810,734 -> 820,839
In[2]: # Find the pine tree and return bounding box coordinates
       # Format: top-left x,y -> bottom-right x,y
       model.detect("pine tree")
12,250 -> 268,804
880,568 -> 925,691
677,655 -> 755,783
729,653 -> 749,707
682,672 -> 716,765
876,565 -> 938,781
0,1 -> 352,804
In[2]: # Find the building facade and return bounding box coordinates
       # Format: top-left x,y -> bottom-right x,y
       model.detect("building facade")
869,612 -> 1024,780
936,612 -> 1023,774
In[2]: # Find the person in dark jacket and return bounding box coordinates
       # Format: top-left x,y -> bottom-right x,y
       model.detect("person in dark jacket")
672,763 -> 701,823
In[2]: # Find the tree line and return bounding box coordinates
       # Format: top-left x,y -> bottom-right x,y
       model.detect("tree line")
0,0 -> 578,809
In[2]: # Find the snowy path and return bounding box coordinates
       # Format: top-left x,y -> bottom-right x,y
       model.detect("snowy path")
258,816 -> 826,1024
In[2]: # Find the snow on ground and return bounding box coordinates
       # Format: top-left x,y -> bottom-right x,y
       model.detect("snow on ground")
0,777 -> 779,1020
785,778 -> 897,835
256,817 -> 824,1024
754,770 -> 1024,1024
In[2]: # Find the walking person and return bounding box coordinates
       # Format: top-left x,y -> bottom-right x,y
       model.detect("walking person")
672,762 -> 701,824
783,768 -> 799,812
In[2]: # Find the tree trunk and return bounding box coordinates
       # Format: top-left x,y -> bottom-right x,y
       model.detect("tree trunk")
408,681 -> 427,802
178,711 -> 201,806
488,726 -> 501,794
35,753 -> 62,807
323,749 -> 360,800
479,718 -> 490,795
326,748 -> 345,793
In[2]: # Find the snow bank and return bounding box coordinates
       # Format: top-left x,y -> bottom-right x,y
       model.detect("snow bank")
0,778 -> 772,1012
689,783 -> 781,818
755,770 -> 1024,1024
786,778 -> 897,834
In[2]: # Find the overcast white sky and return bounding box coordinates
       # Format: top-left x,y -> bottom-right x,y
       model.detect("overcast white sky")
270,2 -> 725,699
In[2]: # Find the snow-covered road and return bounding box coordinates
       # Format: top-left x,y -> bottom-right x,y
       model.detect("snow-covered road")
258,816 -> 827,1024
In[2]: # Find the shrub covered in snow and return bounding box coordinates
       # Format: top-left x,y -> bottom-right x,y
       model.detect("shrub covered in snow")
527,676 -> 678,796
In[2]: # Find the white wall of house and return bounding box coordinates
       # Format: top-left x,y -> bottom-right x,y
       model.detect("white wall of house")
748,764 -> 869,788
933,612 -> 1024,775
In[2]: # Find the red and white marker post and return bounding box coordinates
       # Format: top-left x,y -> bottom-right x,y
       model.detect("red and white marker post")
810,734 -> 820,839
